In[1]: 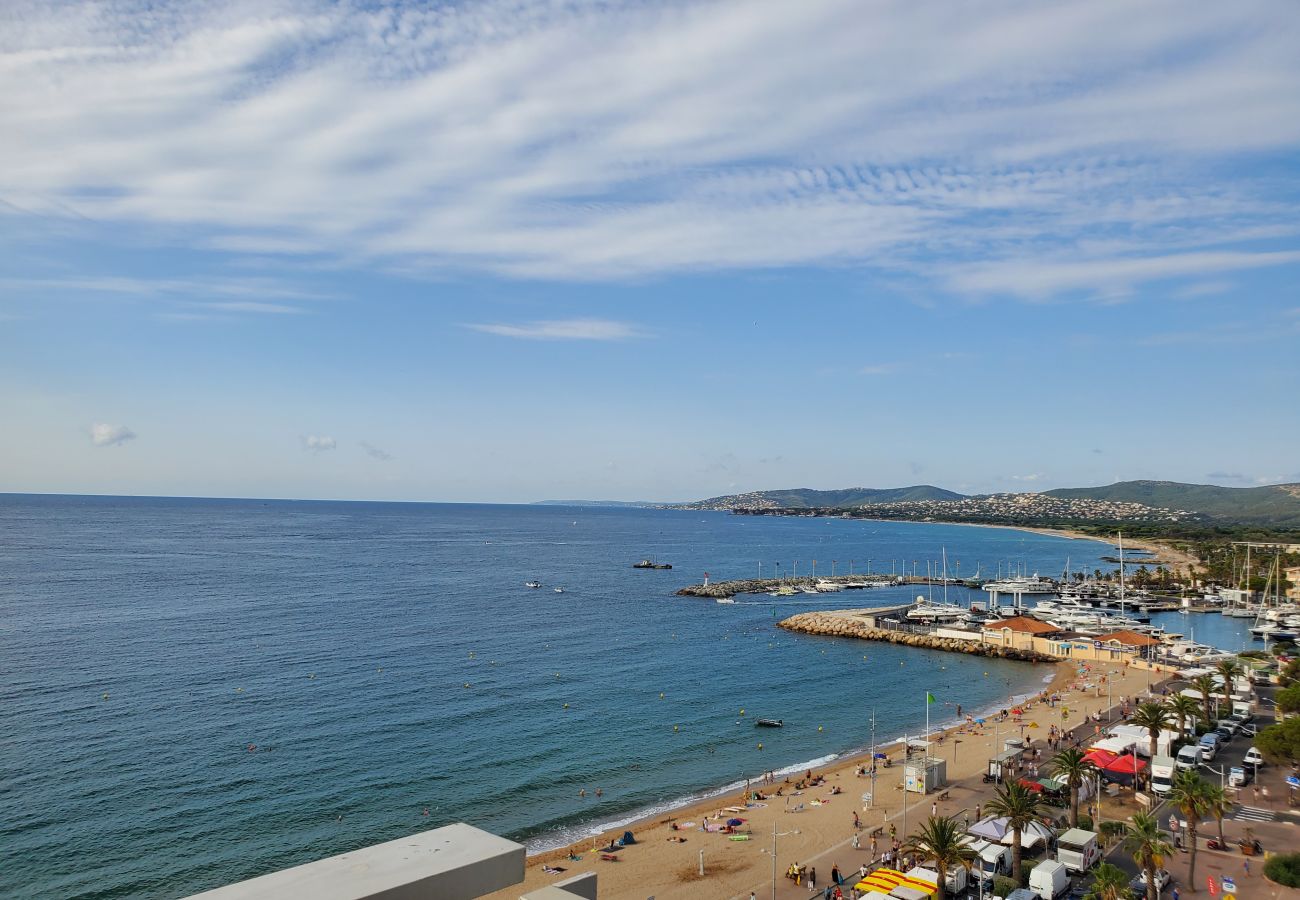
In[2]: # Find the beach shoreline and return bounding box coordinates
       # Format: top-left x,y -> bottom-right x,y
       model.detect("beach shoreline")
481,655 -> 1159,900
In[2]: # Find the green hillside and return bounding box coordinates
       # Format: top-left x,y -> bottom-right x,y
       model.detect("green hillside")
685,485 -> 964,509
1044,480 -> 1300,525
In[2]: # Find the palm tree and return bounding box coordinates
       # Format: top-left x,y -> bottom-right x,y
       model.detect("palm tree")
905,815 -> 974,900
1085,862 -> 1134,900
1168,693 -> 1201,738
1191,673 -> 1219,726
1051,747 -> 1096,828
1202,781 -> 1231,852
1122,811 -> 1171,900
1170,769 -> 1211,889
1129,702 -> 1173,762
984,781 -> 1043,884
1215,658 -> 1243,701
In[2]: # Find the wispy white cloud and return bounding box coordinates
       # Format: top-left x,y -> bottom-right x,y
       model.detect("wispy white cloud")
89,423 -> 135,446
465,318 -> 646,340
1008,473 -> 1045,482
302,434 -> 336,452
1,0 -> 1298,293
859,363 -> 899,376
360,441 -> 392,461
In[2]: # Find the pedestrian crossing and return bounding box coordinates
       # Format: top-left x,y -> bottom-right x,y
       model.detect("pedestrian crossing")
1233,805 -> 1275,822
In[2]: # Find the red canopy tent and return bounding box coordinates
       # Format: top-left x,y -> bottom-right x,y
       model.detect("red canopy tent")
1082,749 -> 1118,768
1102,755 -> 1147,775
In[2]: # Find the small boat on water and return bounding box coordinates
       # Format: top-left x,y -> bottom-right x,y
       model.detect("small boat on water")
633,559 -> 672,569
716,597 -> 735,604
755,718 -> 783,728
525,581 -> 541,589
553,587 -> 565,593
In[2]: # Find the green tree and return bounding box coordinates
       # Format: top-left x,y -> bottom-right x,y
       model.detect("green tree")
905,815 -> 974,900
984,781 -> 1043,884
1051,747 -> 1097,828
1084,862 -> 1134,900
1190,673 -> 1219,726
1170,769 -> 1211,889
1122,811 -> 1171,900
1129,702 -> 1173,762
1168,694 -> 1201,737
1255,717 -> 1300,765
1276,683 -> 1300,715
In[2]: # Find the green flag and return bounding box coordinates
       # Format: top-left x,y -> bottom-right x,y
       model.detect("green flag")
926,692 -> 937,704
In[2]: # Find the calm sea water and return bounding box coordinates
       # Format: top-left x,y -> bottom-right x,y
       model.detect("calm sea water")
4,496 -> 1138,898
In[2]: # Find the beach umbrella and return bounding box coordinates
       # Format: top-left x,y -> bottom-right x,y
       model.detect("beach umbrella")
726,818 -> 743,826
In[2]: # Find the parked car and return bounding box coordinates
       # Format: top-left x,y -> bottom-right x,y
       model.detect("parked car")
1243,746 -> 1265,767
1199,733 -> 1221,761
1229,766 -> 1251,787
1214,724 -> 1236,743
1130,868 -> 1173,895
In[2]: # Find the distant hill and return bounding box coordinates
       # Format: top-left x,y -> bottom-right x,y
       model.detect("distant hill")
533,499 -> 664,507
1043,480 -> 1300,525
673,485 -> 964,510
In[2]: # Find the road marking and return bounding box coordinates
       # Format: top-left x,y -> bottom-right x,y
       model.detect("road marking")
1232,805 -> 1274,822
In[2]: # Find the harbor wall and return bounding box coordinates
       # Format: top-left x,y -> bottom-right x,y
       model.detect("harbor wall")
776,612 -> 1057,662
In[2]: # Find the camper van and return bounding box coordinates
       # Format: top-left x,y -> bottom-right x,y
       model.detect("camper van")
1056,828 -> 1101,873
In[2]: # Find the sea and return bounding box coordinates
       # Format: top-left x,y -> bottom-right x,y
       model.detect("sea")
0,495 -> 1254,899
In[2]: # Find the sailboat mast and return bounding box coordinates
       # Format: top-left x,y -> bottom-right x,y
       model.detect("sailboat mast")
1118,531 -> 1126,614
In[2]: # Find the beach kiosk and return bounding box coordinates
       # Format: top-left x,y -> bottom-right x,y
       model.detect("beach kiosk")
904,756 -> 948,794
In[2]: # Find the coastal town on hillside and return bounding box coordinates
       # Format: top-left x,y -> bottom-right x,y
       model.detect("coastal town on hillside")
679,491 -> 1205,524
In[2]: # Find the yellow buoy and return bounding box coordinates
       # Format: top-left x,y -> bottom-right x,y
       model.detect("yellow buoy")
236,687 -> 243,692
757,742 -> 763,750
659,693 -> 665,699
673,725 -> 680,732
564,703 -> 570,709
102,692 -> 109,700
309,674 -> 315,679
818,725 -> 823,732
464,682 -> 471,688
739,708 -> 745,716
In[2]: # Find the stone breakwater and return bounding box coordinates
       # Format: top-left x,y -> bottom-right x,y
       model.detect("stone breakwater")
676,574 -> 901,599
777,612 -> 1057,663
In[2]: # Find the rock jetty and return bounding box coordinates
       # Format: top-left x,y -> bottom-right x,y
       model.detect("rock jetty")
777,611 -> 1056,663
676,574 -> 900,599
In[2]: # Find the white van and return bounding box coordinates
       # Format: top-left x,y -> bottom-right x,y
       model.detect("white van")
1176,744 -> 1202,771
1028,860 -> 1071,900
1150,756 -> 1176,796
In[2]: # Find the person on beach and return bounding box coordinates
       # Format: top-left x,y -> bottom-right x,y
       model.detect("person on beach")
853,811 -> 860,830
808,866 -> 817,891
852,832 -> 860,850
870,834 -> 878,856
831,864 -> 842,886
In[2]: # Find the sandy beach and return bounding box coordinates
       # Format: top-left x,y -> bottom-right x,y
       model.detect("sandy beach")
484,658 -> 1169,900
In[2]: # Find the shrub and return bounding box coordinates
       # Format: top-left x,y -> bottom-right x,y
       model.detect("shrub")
1263,852 -> 1300,888
994,876 -> 1019,896
1099,821 -> 1127,842
1076,814 -> 1094,831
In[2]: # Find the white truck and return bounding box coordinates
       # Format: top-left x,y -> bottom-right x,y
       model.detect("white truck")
966,838 -> 1012,887
1028,860 -> 1071,900
1055,828 -> 1102,873
907,864 -> 968,897
1150,756 -> 1176,797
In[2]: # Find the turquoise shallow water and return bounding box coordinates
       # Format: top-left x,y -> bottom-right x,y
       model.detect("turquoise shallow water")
1,496 -> 1117,899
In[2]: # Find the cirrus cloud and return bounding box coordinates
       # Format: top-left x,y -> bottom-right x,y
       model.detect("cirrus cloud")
1,0 -> 1297,295
302,434 -> 336,452
465,318 -> 647,341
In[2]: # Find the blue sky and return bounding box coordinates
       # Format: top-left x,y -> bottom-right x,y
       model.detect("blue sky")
2,0 -> 1298,502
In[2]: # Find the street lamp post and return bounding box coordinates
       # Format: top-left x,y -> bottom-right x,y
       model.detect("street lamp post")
771,821 -> 801,900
